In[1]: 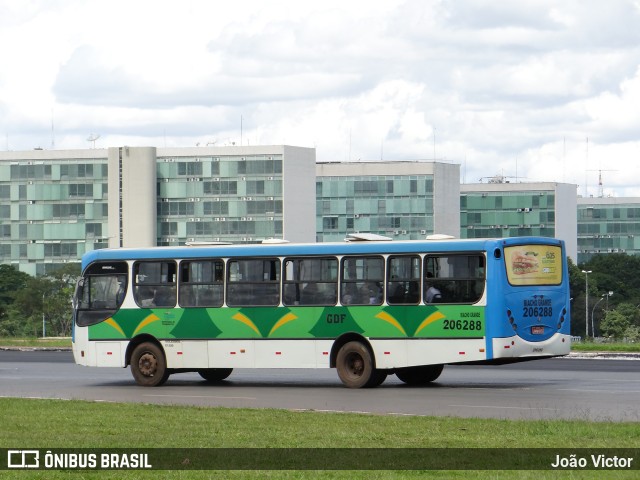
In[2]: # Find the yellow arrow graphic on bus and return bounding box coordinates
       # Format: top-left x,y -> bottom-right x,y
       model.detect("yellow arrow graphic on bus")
104,318 -> 126,337
232,312 -> 262,336
374,311 -> 407,336
132,313 -> 161,336
414,311 -> 446,336
268,312 -> 298,337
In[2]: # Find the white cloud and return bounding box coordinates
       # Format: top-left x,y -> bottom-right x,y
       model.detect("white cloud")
1,0 -> 640,195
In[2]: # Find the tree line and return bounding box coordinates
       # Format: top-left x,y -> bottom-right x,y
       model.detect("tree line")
0,263 -> 79,337
569,254 -> 640,341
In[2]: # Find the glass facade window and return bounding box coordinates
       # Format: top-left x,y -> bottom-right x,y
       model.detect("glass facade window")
316,173 -> 436,242
460,191 -> 557,240
577,202 -> 640,262
0,157 -> 108,274
157,154 -> 284,245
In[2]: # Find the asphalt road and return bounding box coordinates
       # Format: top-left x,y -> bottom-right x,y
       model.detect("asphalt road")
1,350 -> 638,422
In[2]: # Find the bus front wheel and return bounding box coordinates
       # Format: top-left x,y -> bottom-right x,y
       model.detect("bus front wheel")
336,341 -> 384,388
130,342 -> 170,387
395,364 -> 444,385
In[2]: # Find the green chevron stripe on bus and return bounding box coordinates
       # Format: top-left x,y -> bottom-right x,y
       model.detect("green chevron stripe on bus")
88,305 -> 485,340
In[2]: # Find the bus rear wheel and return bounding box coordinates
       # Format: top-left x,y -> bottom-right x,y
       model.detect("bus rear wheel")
198,368 -> 233,382
395,364 -> 444,385
130,342 -> 170,387
336,341 -> 383,388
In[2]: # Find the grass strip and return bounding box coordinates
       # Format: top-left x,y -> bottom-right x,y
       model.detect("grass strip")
0,398 -> 638,479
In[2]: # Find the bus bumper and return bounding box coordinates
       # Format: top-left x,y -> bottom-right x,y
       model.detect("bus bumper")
491,333 -> 571,359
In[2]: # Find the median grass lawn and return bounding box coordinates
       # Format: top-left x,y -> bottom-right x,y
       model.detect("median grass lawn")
0,398 -> 638,479
571,341 -> 640,353
0,337 -> 71,348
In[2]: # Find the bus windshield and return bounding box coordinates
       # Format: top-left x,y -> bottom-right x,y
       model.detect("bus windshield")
74,261 -> 128,326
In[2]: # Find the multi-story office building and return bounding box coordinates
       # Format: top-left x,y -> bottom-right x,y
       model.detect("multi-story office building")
152,146 -> 315,247
577,197 -> 640,263
7,143 -> 640,275
460,181 -> 578,262
0,149 -> 109,275
316,161 -> 460,242
1,145 -> 315,274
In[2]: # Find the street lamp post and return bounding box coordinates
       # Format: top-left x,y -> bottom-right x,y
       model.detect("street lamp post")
592,291 -> 614,338
581,270 -> 592,338
591,295 -> 605,339
42,293 -> 46,338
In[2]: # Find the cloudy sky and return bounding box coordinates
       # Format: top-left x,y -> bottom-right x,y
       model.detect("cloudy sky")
1,0 -> 640,196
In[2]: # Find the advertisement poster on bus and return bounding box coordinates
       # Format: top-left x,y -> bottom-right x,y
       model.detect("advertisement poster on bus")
504,245 -> 562,286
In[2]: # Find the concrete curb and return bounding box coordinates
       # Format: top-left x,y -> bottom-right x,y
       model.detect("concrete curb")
567,351 -> 640,360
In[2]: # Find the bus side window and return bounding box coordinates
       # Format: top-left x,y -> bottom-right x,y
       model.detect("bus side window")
133,261 -> 177,308
226,258 -> 280,307
340,256 -> 384,306
387,255 -> 421,305
179,260 -> 224,307
424,255 -> 485,304
283,257 -> 338,306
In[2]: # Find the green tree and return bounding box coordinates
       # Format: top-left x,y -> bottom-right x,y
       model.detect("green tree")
583,253 -> 640,309
7,276 -> 49,337
0,264 -> 30,319
612,303 -> 640,327
600,310 -> 630,339
44,263 -> 80,336
5,264 -> 80,337
625,325 -> 640,342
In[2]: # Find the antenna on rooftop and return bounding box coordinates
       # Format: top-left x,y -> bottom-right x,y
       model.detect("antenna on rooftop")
51,108 -> 55,149
87,134 -> 101,149
586,169 -> 617,198
432,127 -> 436,160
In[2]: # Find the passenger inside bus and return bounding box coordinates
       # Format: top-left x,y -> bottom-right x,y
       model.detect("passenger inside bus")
425,273 -> 442,303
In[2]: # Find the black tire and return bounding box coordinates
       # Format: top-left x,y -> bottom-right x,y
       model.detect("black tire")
367,369 -> 388,387
130,342 -> 170,387
395,364 -> 444,385
336,341 -> 379,388
198,368 -> 233,382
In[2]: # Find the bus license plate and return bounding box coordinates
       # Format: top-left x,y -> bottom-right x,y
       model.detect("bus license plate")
531,326 -> 544,335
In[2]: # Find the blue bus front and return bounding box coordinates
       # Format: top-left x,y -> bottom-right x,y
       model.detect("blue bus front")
486,238 -> 571,361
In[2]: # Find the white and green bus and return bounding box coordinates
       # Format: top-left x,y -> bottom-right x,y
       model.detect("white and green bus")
72,236 -> 571,388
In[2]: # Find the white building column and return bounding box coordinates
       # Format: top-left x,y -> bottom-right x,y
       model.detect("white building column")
108,146 -> 157,248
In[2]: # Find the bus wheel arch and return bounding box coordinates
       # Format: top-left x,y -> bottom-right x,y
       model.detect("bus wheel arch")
127,336 -> 170,387
331,334 -> 386,388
